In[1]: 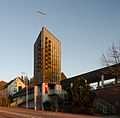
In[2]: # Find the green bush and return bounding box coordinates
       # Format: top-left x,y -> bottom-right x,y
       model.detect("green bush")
43,101 -> 55,111
65,78 -> 96,114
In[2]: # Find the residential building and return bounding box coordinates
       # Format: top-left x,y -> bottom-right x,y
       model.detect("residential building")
11,84 -> 34,108
2,77 -> 25,98
0,81 -> 7,97
0,81 -> 7,105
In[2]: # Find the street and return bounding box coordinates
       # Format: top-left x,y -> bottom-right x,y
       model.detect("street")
0,107 -> 119,118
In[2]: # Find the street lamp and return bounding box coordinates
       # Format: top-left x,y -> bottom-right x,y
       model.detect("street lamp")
21,72 -> 28,109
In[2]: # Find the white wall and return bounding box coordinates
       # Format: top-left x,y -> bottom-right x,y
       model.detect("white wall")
8,79 -> 17,96
7,77 -> 25,96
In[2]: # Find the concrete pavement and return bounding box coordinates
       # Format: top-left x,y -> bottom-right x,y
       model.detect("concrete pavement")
0,107 -> 119,118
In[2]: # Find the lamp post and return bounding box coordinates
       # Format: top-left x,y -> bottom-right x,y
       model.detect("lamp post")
21,72 -> 28,109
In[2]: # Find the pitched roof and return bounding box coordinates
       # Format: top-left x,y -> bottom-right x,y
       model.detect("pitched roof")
0,81 -> 7,90
3,77 -> 20,88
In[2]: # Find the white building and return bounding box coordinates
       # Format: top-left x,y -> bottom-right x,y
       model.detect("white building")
2,77 -> 25,98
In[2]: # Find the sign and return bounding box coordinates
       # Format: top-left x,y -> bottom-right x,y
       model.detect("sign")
45,83 -> 48,94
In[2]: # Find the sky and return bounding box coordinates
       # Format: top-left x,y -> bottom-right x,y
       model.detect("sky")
0,0 -> 120,82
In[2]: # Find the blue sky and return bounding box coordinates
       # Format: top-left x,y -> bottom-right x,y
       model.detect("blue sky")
0,0 -> 120,82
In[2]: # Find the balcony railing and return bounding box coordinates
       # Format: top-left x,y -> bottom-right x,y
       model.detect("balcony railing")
11,89 -> 67,107
48,89 -> 66,99
94,98 -> 116,114
11,93 -> 34,107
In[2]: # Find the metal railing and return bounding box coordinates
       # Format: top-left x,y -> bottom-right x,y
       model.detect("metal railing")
11,98 -> 23,107
94,98 -> 116,114
11,89 -> 67,107
23,93 -> 34,102
11,93 -> 34,107
48,89 -> 67,99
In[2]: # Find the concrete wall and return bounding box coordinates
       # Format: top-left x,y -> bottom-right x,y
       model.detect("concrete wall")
95,86 -> 120,114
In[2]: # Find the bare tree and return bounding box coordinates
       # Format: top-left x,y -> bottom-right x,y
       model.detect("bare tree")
101,42 -> 120,79
29,77 -> 35,85
24,76 -> 29,85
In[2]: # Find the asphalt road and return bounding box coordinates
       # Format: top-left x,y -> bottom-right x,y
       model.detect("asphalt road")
0,107 -> 119,118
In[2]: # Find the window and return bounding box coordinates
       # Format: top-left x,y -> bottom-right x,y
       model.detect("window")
38,43 -> 41,47
38,56 -> 42,59
14,89 -> 17,92
38,47 -> 41,50
45,50 -> 48,53
48,53 -> 51,56
38,60 -> 42,64
40,52 -> 42,55
40,48 -> 43,51
18,86 -> 22,91
45,37 -> 48,40
49,40 -> 51,43
48,61 -> 51,64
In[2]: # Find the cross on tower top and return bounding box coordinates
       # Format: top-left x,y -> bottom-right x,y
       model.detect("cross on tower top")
37,8 -> 46,29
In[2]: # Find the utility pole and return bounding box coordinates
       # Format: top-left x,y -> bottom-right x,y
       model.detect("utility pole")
21,72 -> 28,109
37,8 -> 46,28
26,76 -> 28,109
